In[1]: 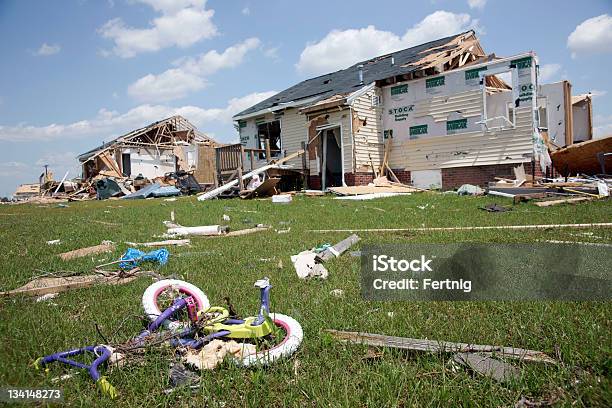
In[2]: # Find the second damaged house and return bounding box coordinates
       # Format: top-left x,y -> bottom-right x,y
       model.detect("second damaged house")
234,30 -> 593,190
77,115 -> 217,199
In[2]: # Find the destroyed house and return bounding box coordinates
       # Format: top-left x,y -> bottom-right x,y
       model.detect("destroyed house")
77,115 -> 216,181
233,30 -> 592,189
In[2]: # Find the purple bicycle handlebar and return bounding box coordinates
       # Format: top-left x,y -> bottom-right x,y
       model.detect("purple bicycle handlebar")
39,345 -> 111,382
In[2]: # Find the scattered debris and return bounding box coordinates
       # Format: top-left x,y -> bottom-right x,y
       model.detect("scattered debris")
59,241 -> 115,261
164,225 -> 229,238
480,203 -> 512,212
533,197 -> 593,207
272,194 -> 292,204
325,330 -> 556,364
168,362 -> 200,388
125,239 -> 191,247
457,184 -> 485,196
222,214 -> 231,221
453,352 -> 520,383
183,339 -> 256,370
335,192 -> 410,200
1,273 -> 140,297
329,289 -> 344,297
292,234 -> 360,279
36,293 -> 58,303
46,239 -> 61,245
117,248 -> 169,269
329,185 -> 419,196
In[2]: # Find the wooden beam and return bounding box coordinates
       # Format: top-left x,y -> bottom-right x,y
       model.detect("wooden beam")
326,330 -> 556,364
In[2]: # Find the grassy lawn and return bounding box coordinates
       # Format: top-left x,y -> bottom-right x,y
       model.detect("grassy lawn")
0,193 -> 610,407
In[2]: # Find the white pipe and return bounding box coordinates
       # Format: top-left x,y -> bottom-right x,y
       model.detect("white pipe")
166,225 -> 227,236
487,190 -> 516,198
53,171 -> 69,196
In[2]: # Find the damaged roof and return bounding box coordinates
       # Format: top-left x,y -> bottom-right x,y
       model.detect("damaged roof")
234,30 -> 476,119
77,115 -> 213,162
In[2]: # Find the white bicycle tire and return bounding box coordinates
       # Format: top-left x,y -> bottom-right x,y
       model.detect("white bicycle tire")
237,313 -> 303,367
142,279 -> 209,331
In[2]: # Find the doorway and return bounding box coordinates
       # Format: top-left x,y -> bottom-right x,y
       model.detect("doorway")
320,127 -> 342,189
121,153 -> 131,177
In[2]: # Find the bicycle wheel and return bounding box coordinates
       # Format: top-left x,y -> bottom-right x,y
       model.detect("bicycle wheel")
142,279 -> 209,331
237,313 -> 303,367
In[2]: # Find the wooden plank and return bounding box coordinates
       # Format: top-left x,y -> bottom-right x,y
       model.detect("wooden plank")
326,330 -> 556,364
0,275 -> 138,297
534,197 -> 592,207
59,242 -> 115,261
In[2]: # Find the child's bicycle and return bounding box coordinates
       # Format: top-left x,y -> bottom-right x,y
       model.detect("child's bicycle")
34,278 -> 303,398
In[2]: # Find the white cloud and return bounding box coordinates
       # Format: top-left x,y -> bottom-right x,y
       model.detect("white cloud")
296,11 -> 478,75
539,63 -> 562,81
0,161 -> 28,177
593,114 -> 612,138
264,46 -> 280,60
589,89 -> 607,98
128,38 -> 260,102
34,43 -> 61,56
467,0 -> 487,10
35,152 -> 78,167
0,91 -> 276,143
128,69 -> 207,102
567,14 -> 612,58
98,0 -> 216,58
242,6 -> 250,15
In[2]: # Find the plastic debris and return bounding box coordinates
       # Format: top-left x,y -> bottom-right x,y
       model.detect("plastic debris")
36,293 -> 58,302
119,248 -> 169,269
457,184 -> 485,196
46,239 -> 61,245
330,289 -> 344,297
272,194 -> 292,204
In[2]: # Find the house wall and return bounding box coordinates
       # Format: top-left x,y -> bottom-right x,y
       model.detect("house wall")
380,55 -> 538,188
572,101 -> 591,142
237,109 -> 308,170
351,88 -> 384,171
539,82 -> 566,147
121,148 -> 176,179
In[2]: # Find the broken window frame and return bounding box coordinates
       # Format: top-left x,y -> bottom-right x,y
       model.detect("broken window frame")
478,68 -> 517,132
536,96 -> 548,131
256,119 -> 282,159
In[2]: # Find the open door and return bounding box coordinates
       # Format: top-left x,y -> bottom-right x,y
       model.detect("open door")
320,127 -> 342,189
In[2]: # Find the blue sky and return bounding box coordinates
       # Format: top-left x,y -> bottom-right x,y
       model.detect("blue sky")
0,0 -> 610,196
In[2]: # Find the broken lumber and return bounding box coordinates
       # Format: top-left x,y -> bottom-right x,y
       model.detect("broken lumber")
198,150 -> 304,201
59,241 -> 115,261
125,239 -> 191,247
309,222 -> 612,233
223,226 -> 270,237
453,353 -> 520,383
325,330 -> 556,364
0,274 -> 138,297
316,234 -> 361,262
534,197 -> 593,207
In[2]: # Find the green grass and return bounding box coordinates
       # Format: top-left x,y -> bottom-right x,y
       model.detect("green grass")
0,193 -> 610,407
